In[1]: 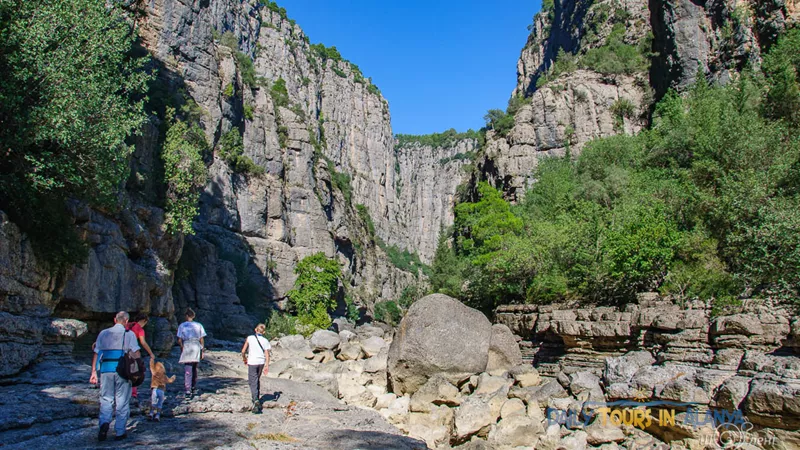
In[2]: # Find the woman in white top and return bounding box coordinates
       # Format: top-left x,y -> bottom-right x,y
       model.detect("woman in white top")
241,323 -> 271,413
177,308 -> 206,399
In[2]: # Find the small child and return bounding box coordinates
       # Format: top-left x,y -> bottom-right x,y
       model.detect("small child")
149,359 -> 176,422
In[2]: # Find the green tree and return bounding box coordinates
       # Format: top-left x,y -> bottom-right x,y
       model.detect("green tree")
162,110 -> 208,235
287,253 -> 342,332
0,0 -> 151,268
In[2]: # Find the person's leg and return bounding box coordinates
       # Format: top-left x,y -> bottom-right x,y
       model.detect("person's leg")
149,388 -> 158,418
191,362 -> 198,391
184,364 -> 192,395
113,373 -> 132,437
99,372 -> 114,437
155,389 -> 165,420
255,364 -> 263,401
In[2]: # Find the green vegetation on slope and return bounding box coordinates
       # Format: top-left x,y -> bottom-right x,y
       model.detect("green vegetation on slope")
435,29 -> 800,313
536,24 -> 652,88
0,0 -> 151,269
395,128 -> 485,149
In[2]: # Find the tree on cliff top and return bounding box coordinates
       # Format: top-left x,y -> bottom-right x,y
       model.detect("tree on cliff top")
0,0 -> 151,269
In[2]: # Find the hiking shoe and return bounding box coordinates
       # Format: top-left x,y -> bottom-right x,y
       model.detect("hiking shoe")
114,433 -> 127,441
98,423 -> 109,442
184,392 -> 192,400
191,387 -> 198,396
154,414 -> 161,422
252,400 -> 261,414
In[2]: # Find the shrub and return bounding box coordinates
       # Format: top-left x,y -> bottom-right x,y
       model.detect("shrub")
373,301 -> 402,326
270,77 -> 289,108
345,296 -> 361,323
329,163 -> 353,203
223,83 -> 234,98
243,104 -> 254,120
264,311 -> 298,339
356,204 -> 376,237
581,25 -> 650,75
287,253 -> 342,333
220,31 -> 238,50
217,129 -> 264,175
233,52 -> 257,87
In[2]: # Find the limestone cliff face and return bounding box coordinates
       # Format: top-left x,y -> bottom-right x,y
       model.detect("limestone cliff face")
483,0 -> 798,200
482,0 -> 651,200
0,0 -> 424,375
390,138 -> 478,263
134,0 -> 420,335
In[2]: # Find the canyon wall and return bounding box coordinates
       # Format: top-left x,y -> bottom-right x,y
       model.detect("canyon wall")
480,0 -> 798,201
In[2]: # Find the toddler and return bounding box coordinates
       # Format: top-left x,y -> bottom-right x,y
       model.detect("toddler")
149,359 -> 176,421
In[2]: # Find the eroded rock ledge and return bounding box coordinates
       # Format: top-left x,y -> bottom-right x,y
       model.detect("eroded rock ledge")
495,295 -> 800,440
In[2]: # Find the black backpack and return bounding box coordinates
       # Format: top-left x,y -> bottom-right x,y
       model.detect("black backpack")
116,331 -> 145,387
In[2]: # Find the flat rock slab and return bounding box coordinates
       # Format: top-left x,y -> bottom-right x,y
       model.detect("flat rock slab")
0,344 -> 425,450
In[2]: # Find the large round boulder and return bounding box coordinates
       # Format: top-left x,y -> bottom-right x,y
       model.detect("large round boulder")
387,294 -> 492,395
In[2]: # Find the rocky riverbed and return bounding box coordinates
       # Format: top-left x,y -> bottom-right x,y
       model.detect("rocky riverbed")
0,342 -> 425,450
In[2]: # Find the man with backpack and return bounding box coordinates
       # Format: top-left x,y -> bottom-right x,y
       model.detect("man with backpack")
89,311 -> 141,442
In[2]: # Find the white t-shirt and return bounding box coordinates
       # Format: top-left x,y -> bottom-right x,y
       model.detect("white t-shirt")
246,334 -> 271,366
177,321 -> 207,341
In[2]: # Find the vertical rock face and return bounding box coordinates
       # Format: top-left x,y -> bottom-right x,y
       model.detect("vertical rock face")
1,0 -> 429,374
485,0 -> 798,201
391,138 -> 478,262
131,0 -> 424,333
650,0 -> 799,99
481,0 -> 651,200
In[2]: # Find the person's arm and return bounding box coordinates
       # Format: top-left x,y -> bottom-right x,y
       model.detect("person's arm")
262,346 -> 270,376
139,335 -> 155,359
241,340 -> 249,365
90,352 -> 98,384
150,358 -> 156,372
178,337 -> 183,352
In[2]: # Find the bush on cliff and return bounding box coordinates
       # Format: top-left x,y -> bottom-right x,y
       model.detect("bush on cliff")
0,0 -> 152,269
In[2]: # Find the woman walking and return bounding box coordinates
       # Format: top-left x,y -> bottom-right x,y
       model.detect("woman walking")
126,312 -> 155,406
241,323 -> 271,413
177,308 -> 206,399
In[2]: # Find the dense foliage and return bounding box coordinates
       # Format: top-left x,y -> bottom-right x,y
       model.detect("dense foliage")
287,252 -> 342,332
162,110 -> 208,235
0,0 -> 151,269
436,29 -> 800,312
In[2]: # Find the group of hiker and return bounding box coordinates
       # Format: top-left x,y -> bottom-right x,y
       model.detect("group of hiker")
89,308 -> 271,442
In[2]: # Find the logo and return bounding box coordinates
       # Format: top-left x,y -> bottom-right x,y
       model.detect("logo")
546,400 -> 776,450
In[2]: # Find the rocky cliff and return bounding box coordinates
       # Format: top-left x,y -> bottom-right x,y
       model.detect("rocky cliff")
391,137 -> 478,263
0,0 -> 434,376
479,0 -> 799,200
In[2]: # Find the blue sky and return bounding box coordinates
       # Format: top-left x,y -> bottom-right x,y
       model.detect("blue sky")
285,0 -> 541,135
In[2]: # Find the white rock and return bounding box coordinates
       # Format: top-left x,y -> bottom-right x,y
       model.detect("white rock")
375,392 -> 397,410
500,398 -> 527,419
310,329 -> 341,351
337,343 -> 362,361
338,329 -> 357,342
474,373 -> 511,396
361,336 -> 387,357
487,415 -> 543,449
